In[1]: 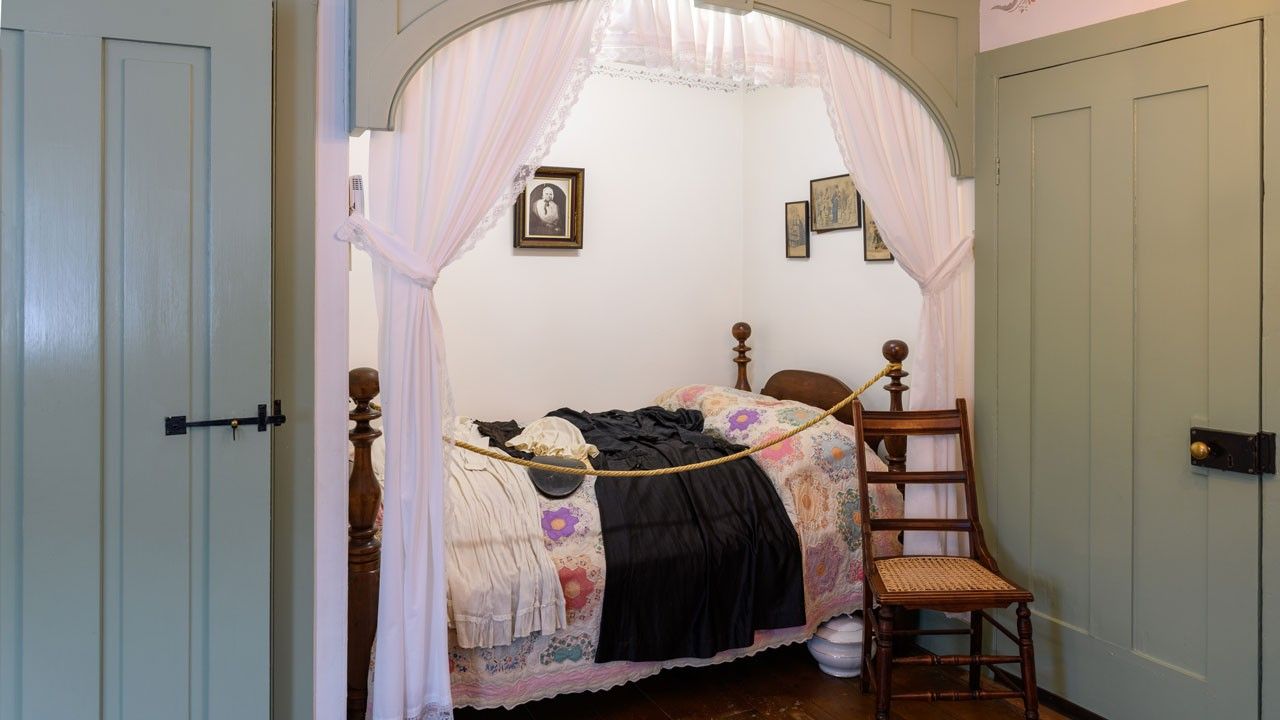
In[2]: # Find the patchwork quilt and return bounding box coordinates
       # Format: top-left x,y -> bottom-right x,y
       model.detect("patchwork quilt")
446,385 -> 902,709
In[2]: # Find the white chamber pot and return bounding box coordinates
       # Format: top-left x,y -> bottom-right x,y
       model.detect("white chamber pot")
807,613 -> 864,677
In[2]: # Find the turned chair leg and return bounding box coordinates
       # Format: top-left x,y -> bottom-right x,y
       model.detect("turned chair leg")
860,595 -> 873,693
875,604 -> 895,720
969,610 -> 983,694
1016,603 -> 1040,720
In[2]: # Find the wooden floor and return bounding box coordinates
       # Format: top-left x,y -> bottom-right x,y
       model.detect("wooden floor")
454,644 -> 1068,720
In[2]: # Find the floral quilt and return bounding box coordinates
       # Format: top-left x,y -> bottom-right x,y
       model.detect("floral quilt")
447,385 -> 903,709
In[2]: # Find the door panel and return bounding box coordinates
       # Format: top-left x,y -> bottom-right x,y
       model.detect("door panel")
0,2 -> 272,718
14,31 -> 106,718
991,23 -> 1261,718
102,40 -> 213,720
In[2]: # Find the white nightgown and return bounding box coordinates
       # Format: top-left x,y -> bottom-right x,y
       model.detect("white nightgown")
445,417 -> 566,648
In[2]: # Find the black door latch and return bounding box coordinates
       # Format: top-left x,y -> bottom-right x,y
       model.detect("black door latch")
1189,427 -> 1276,475
165,400 -> 287,438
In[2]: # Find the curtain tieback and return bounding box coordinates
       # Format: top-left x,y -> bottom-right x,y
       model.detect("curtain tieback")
919,234 -> 973,296
336,215 -> 439,290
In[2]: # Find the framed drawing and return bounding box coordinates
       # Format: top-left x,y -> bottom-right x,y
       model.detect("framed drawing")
785,201 -> 810,258
809,173 -> 862,232
515,166 -> 584,249
862,202 -> 893,261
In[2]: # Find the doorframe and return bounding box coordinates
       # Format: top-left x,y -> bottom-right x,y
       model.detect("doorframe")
975,1 -> 1280,716
272,0 -> 351,718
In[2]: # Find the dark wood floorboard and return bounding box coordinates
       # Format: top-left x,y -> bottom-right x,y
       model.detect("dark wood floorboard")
454,644 -> 1069,720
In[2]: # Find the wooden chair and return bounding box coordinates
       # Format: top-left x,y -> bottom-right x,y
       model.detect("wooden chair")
852,398 -> 1038,720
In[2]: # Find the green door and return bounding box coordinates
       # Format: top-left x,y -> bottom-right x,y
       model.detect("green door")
983,23 -> 1262,719
0,1 -> 273,718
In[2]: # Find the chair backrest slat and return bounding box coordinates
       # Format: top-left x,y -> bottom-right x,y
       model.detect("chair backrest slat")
869,518 -> 972,532
859,410 -> 962,435
866,470 -> 967,484
853,398 -> 1001,572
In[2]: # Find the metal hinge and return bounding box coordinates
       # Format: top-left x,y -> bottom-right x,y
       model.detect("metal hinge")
1189,427 -> 1276,475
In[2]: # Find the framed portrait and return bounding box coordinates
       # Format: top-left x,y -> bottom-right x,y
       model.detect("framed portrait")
785,201 -> 810,258
514,166 -> 584,249
862,202 -> 894,262
809,173 -> 862,232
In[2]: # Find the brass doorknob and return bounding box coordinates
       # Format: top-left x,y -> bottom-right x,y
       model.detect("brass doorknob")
1190,441 -> 1212,461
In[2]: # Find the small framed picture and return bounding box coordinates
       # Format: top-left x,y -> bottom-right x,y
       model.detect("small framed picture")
809,173 -> 862,232
862,202 -> 894,262
785,201 -> 810,258
514,166 -> 584,249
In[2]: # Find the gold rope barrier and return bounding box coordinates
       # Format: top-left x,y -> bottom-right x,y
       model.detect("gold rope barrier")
448,362 -> 902,478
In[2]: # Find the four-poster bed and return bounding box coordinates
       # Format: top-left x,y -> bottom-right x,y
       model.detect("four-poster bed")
347,324 -> 912,717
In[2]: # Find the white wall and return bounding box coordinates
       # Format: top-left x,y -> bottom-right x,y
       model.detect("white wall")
351,73 -> 746,422
741,86 -> 920,409
349,75 -> 924,420
981,0 -> 1189,51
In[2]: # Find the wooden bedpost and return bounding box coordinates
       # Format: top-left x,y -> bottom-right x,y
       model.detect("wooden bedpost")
880,340 -> 910,471
732,321 -> 752,391
349,368 -> 382,720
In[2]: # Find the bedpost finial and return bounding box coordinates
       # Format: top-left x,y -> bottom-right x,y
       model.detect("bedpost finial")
882,339 -> 908,364
350,367 -> 380,403
732,322 -> 752,392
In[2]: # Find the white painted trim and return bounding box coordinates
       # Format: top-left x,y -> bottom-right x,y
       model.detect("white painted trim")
315,0 -> 350,716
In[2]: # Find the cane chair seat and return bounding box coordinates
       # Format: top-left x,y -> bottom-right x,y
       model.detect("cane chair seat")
873,556 -> 1032,608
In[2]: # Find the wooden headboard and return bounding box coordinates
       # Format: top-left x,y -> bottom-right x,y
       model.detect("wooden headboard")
345,321 -> 910,718
731,322 -> 909,470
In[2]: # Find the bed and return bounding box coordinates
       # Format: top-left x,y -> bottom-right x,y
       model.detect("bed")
346,323 -> 912,716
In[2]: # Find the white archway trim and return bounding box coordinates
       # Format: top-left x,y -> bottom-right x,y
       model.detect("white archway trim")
340,2 -> 972,716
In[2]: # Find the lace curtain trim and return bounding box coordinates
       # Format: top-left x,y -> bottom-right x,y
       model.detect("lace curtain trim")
594,48 -> 824,90
590,61 -> 752,93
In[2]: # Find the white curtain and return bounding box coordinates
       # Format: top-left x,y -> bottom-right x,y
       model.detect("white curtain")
342,2 -> 972,716
817,39 -> 972,555
337,2 -> 612,718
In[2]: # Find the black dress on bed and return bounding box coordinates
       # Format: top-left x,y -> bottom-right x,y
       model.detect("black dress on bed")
546,406 -> 806,663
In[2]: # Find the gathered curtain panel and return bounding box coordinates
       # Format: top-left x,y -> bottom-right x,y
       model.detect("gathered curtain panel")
337,2 -> 614,718
338,0 -> 973,717
817,40 -> 973,556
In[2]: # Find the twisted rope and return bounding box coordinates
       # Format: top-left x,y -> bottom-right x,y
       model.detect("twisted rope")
448,362 -> 901,478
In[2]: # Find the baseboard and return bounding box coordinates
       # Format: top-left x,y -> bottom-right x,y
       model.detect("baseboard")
990,666 -> 1108,720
